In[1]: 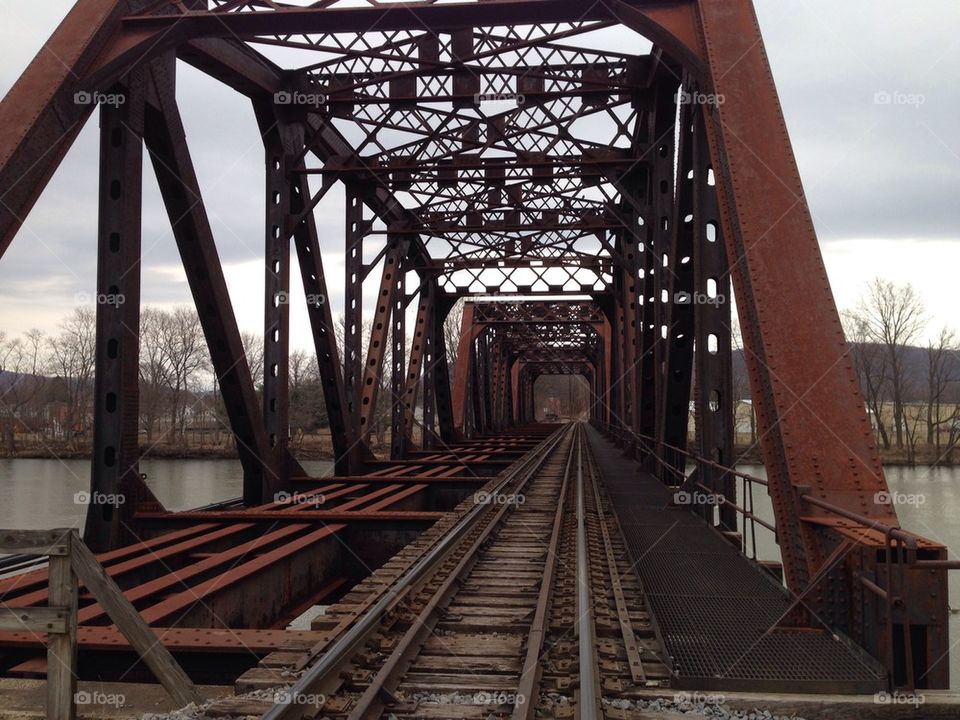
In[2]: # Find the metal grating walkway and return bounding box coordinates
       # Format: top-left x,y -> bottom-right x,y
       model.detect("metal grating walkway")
584,425 -> 887,693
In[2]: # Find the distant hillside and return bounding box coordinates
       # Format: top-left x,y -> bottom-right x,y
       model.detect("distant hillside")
733,343 -> 960,402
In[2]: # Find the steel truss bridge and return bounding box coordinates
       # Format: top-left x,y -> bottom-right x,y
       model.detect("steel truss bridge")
0,0 -> 952,711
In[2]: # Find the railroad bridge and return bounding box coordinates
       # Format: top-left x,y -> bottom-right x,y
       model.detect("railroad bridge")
0,0 -> 954,717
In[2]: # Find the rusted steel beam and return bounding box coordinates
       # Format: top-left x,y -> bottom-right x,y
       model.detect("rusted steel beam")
258,111 -> 295,498
0,0 -> 125,258
292,475 -> 492,485
143,60 -> 277,503
657,93 -> 696,481
690,109 -> 736,530
122,1 -> 614,36
451,302 -> 477,439
343,189 -> 366,442
290,168 -> 357,474
396,285 -> 434,457
389,262 -> 407,459
358,235 -> 411,443
136,511 -> 440,524
86,71 -> 163,552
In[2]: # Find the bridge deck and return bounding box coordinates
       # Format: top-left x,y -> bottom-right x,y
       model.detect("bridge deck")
584,424 -> 887,694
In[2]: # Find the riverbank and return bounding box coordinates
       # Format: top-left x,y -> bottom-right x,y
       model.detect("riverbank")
734,444 -> 960,467
2,434 -> 353,462
4,437 -> 956,467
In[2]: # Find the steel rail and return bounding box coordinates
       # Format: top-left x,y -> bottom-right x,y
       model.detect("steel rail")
261,423 -> 573,720
583,435 -> 646,685
575,426 -> 601,720
345,423 -> 578,720
511,423 -> 578,720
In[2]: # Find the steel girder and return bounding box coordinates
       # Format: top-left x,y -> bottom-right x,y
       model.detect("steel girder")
452,301 -> 607,436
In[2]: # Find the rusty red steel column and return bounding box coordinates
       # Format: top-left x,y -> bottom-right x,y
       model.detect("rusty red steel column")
86,71 -> 163,551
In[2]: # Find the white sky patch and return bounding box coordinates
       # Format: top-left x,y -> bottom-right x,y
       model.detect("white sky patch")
822,238 -> 960,342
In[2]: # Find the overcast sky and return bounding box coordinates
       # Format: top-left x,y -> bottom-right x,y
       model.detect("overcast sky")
0,1 -> 958,347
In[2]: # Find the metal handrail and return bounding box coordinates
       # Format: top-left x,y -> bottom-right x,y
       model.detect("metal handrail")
595,420 -> 960,691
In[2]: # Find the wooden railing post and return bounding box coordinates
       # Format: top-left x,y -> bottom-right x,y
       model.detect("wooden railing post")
0,528 -> 200,715
47,530 -> 78,720
69,538 -> 201,707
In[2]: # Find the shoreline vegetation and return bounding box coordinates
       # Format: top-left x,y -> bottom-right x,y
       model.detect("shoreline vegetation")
4,437 -> 956,468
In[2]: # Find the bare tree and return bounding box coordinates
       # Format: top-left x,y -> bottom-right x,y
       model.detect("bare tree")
241,330 -> 264,392
0,329 -> 49,451
855,279 -> 926,449
925,327 -> 960,457
46,307 -> 96,445
158,307 -> 207,441
138,307 -> 169,443
842,309 -> 892,449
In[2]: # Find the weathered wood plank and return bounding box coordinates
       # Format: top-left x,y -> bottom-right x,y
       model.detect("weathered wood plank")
47,542 -> 77,720
0,606 -> 68,634
69,538 -> 201,708
0,529 -> 71,555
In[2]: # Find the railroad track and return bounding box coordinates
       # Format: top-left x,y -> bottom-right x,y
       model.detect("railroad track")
214,423 -> 670,720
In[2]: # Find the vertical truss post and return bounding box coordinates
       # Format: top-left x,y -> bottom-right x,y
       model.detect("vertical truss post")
452,303 -> 476,439
358,234 -> 410,444
344,188 -> 366,442
657,86 -> 695,485
510,360 -> 521,426
646,80 -> 679,469
397,286 -> 434,457
504,353 -> 515,427
389,269 -> 407,459
609,289 -> 626,446
144,61 -> 273,504
691,110 -> 736,529
517,365 -> 528,424
86,75 -> 161,551
486,335 -> 498,432
421,306 -> 438,449
475,332 -> 491,434
616,227 -> 640,454
597,312 -> 613,431
260,119 -> 294,498
431,296 -> 456,444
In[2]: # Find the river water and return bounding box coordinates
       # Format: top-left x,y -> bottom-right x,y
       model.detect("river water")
0,457 -> 333,530
0,458 -> 957,686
